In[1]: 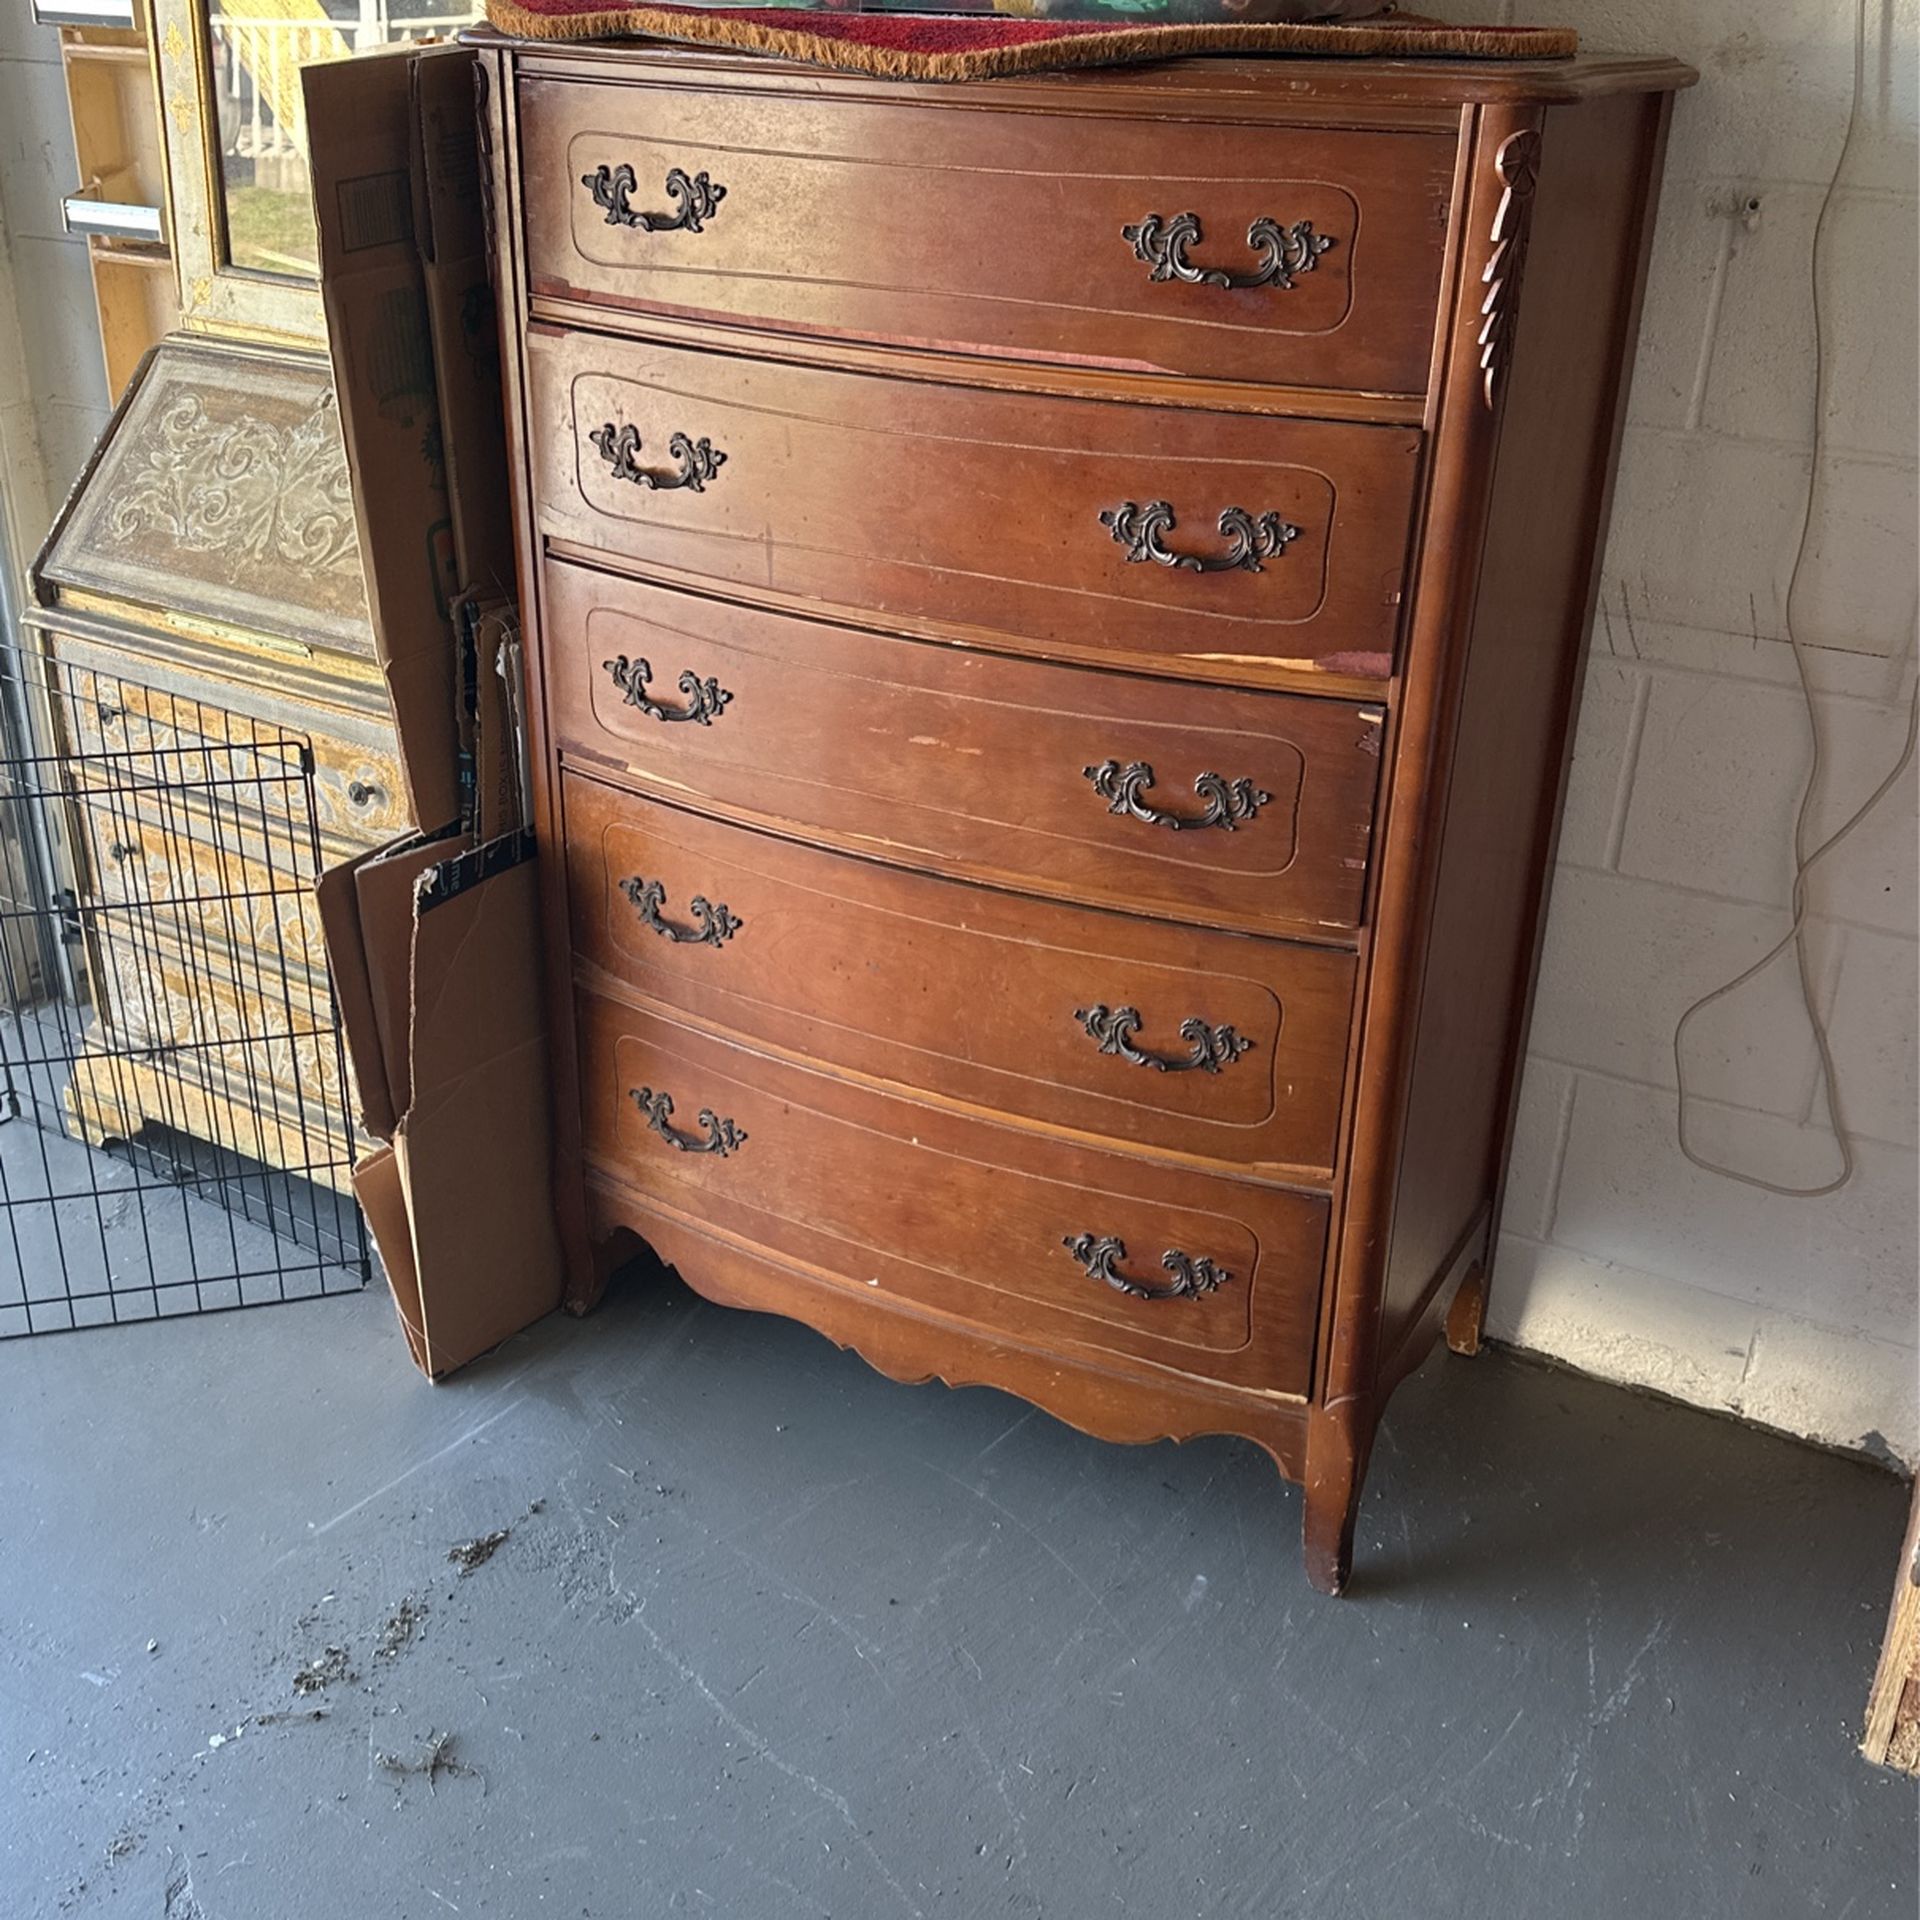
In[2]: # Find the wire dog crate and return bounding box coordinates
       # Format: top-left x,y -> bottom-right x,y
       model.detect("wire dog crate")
0,644 -> 369,1337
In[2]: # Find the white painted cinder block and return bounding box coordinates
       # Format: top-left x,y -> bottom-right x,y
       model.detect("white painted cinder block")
1487,1235 -> 1919,1466
1549,1074 -> 1917,1349
1501,1058 -> 1576,1243
1611,670 -> 1917,929
1603,427 -> 1917,656
1797,694 -> 1920,934
10,234 -> 108,417
1815,929 -> 1920,1150
1530,867 -> 1824,1117
1487,1234 -> 1761,1410
0,11 -> 64,65
1618,176 -> 1730,434
1588,608 -> 1907,700
0,58 -> 82,249
1488,0 -> 1917,187
1554,656 -> 1645,868
29,398 -> 110,543
1703,187 -> 1920,464
1360,0 -> 1920,1469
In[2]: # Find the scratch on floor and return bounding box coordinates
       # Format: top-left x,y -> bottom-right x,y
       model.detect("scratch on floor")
280,1394 -> 530,1559
918,1461 -> 1130,1644
969,1407 -> 1038,1466
608,1548 -> 927,1920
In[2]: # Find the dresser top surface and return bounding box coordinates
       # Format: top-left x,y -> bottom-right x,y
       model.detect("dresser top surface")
470,29 -> 1697,110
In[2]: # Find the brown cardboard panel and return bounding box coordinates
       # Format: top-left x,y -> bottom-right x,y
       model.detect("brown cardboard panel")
411,49 -> 516,603
352,830 -> 463,1122
305,47 -> 462,833
396,850 -> 564,1375
315,830 -> 565,1379
353,1144 -> 431,1375
315,858 -> 398,1140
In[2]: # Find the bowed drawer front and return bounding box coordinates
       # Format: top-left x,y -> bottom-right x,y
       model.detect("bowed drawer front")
519,76 -> 1454,394
578,992 -> 1328,1393
527,327 -> 1422,681
542,560 -> 1384,937
564,772 -> 1358,1178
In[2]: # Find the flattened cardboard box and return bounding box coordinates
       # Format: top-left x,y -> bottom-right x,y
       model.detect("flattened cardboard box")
305,43 -> 508,833
316,831 -> 564,1378
309,43 -> 563,1374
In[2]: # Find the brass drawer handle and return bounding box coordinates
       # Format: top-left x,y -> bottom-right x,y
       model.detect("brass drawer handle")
1102,500 -> 1299,575
1083,759 -> 1270,833
590,422 -> 727,493
601,654 -> 733,726
620,875 -> 742,948
1075,1004 -> 1253,1075
1063,1232 -> 1230,1303
1123,211 -> 1333,292
631,1086 -> 747,1157
582,163 -> 726,234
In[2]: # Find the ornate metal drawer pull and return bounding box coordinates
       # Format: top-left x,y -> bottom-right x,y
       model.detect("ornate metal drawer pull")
1101,500 -> 1299,574
620,875 -> 742,948
1083,759 -> 1270,832
1075,1004 -> 1253,1075
1062,1232 -> 1230,1303
582,163 -> 726,234
630,1086 -> 747,1157
601,654 -> 733,726
590,422 -> 727,493
1123,211 -> 1333,292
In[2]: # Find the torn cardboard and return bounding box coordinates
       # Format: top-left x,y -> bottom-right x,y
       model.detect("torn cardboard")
317,828 -> 564,1378
454,594 -> 532,844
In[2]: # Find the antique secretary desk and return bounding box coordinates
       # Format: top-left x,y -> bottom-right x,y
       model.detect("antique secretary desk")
21,0 -> 469,1185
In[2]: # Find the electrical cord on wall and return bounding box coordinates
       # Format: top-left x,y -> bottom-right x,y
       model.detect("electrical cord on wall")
1672,0 -> 1920,1198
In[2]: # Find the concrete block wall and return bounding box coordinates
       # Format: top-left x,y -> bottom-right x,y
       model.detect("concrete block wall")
1428,0 -> 1919,1463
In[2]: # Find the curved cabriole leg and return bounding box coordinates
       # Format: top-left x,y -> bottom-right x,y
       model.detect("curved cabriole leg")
1445,1259 -> 1489,1357
1302,1405 -> 1370,1597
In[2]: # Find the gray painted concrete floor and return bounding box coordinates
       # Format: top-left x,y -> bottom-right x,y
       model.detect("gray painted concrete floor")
1,1270 -> 1913,1920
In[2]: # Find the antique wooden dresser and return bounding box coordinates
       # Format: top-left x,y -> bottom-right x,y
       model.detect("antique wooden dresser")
473,37 -> 1693,1592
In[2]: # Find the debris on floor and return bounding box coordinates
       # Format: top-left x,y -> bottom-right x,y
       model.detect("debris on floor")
375,1596 -> 425,1659
375,1731 -> 478,1795
447,1528 -> 510,1575
291,1645 -> 354,1694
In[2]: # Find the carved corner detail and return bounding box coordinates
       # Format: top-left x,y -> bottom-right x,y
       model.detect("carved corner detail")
1478,129 -> 1543,411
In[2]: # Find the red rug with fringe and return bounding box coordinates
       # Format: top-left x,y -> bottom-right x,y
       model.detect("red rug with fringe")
481,2 -> 1578,81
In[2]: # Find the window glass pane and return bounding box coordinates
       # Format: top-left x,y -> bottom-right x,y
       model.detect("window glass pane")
206,0 -> 481,280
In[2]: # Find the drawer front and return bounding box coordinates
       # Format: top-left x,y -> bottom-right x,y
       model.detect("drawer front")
544,561 -> 1383,938
565,774 -> 1356,1178
521,78 -> 1453,395
578,992 -> 1327,1392
47,633 -> 409,852
527,327 -> 1421,682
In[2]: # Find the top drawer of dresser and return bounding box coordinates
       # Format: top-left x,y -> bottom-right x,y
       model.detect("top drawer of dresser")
517,77 -> 1455,395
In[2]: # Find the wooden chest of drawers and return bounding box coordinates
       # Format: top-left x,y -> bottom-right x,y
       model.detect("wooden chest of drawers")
474,38 -> 1693,1593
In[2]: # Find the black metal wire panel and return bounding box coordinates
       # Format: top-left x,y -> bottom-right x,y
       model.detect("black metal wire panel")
0,644 -> 370,1337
